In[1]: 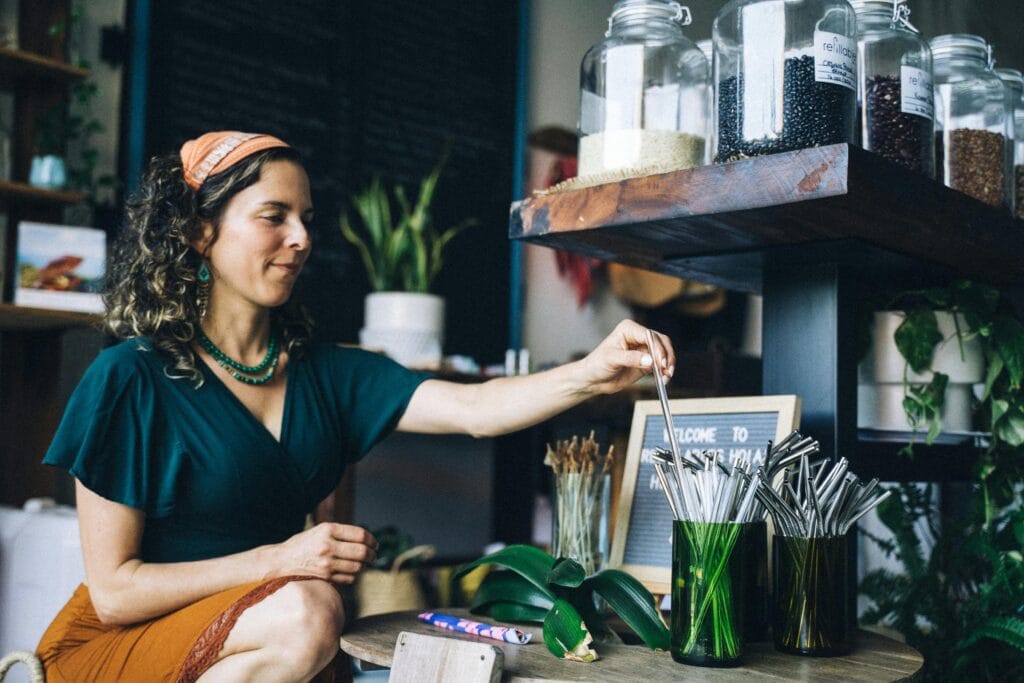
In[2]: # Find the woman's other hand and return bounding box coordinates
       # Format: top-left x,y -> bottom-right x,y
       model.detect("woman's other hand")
268,523 -> 378,584
579,319 -> 675,395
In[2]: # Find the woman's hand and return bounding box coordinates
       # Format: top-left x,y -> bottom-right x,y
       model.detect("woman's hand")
579,319 -> 675,395
267,523 -> 378,584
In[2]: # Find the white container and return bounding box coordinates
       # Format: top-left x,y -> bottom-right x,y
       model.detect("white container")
0,501 -> 84,681
858,311 -> 984,433
360,292 -> 445,369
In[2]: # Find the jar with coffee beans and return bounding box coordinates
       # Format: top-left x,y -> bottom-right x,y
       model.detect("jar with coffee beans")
931,34 -> 1010,210
852,0 -> 934,177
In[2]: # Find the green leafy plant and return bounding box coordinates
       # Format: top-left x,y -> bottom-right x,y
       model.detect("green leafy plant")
859,279 -> 1024,680
887,280 -> 1024,453
340,154 -> 476,293
860,484 -> 1024,680
454,544 -> 669,662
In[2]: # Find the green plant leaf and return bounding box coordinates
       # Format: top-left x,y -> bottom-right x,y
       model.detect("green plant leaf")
454,544 -> 556,600
895,309 -> 942,374
548,557 -> 587,588
488,602 -> 551,624
584,569 -> 670,650
984,353 -> 1006,401
543,599 -> 597,662
992,315 -> 1024,390
956,616 -> 1024,652
469,571 -> 555,614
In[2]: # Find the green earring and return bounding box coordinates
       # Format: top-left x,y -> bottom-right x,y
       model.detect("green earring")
197,261 -> 211,319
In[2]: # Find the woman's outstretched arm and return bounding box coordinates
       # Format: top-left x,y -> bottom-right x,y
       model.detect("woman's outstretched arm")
397,319 -> 675,438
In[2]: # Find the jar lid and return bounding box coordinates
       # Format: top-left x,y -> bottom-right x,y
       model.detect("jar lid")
608,0 -> 691,27
995,68 -> 1024,90
849,0 -> 893,14
929,33 -> 989,60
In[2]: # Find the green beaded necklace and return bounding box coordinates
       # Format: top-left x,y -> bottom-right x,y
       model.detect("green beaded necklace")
197,330 -> 280,385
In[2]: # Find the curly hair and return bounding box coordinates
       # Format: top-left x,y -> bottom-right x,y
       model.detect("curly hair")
104,146 -> 312,386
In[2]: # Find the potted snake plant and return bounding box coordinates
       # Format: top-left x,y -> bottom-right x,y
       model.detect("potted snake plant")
340,153 -> 475,369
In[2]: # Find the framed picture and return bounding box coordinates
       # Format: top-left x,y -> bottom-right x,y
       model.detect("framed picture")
609,395 -> 801,595
14,221 -> 105,313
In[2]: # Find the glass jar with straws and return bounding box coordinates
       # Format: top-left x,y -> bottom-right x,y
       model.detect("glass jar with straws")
545,432 -> 614,576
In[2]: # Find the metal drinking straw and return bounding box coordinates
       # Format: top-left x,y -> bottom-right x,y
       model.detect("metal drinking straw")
645,329 -> 687,497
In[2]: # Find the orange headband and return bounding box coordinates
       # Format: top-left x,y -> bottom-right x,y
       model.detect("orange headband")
179,131 -> 290,190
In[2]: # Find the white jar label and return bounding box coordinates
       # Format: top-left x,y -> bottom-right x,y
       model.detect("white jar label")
814,31 -> 856,91
900,65 -> 934,120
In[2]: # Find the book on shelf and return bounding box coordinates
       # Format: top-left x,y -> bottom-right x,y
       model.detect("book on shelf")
13,221 -> 105,313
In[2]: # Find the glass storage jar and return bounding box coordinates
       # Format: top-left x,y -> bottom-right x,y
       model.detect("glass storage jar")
697,38 -> 715,164
931,34 -> 1010,209
994,68 -> 1023,219
712,0 -> 858,163
578,0 -> 708,179
852,0 -> 934,176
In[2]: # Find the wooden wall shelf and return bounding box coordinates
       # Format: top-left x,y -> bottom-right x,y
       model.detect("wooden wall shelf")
510,144 -> 1018,484
0,179 -> 85,206
0,46 -> 88,87
511,144 -> 1024,293
0,303 -> 100,331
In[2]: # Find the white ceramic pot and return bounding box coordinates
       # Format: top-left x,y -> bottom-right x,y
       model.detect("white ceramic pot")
360,292 -> 445,369
28,155 -> 67,190
864,311 -> 983,385
858,311 -> 984,433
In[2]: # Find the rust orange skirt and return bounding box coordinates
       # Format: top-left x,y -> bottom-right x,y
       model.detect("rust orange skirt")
36,575 -> 338,682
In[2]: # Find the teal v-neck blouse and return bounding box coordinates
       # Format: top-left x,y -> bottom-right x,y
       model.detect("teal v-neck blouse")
43,338 -> 430,563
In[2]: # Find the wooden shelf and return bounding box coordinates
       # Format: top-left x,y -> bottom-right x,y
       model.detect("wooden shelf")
0,46 -> 88,87
0,179 -> 85,206
511,144 -> 1024,293
0,302 -> 101,331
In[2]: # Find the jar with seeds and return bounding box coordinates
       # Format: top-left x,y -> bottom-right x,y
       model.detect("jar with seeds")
931,34 -> 1010,210
852,0 -> 934,177
712,0 -> 857,163
578,1 -> 708,183
994,68 -> 1024,220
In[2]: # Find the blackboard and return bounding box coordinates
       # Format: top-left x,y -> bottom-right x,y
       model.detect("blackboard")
609,395 -> 801,595
135,0 -> 518,361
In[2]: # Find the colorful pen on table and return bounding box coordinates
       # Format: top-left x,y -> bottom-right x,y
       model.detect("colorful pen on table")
417,611 -> 533,644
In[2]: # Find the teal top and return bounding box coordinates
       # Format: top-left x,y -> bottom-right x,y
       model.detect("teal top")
43,338 -> 430,563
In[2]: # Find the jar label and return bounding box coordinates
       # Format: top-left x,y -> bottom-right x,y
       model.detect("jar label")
900,65 -> 934,120
814,31 -> 856,91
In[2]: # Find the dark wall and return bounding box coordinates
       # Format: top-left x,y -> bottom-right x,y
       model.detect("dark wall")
133,0 -> 517,363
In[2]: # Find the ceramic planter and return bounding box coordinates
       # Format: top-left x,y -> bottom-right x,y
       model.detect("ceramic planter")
858,311 -> 984,432
28,155 -> 67,190
359,292 -> 445,369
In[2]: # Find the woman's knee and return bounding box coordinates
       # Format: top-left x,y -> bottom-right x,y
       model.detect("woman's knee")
273,579 -> 345,648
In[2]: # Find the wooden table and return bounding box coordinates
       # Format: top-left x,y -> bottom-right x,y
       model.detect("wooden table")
339,609 -> 923,682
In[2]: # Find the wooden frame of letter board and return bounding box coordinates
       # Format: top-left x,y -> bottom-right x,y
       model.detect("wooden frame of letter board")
609,395 -> 801,596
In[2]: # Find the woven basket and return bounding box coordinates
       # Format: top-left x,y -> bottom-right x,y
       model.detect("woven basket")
356,544 -> 435,618
0,650 -> 44,682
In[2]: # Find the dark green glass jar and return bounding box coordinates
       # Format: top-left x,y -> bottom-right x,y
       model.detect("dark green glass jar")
670,519 -> 746,666
740,520 -> 769,642
772,534 -> 850,655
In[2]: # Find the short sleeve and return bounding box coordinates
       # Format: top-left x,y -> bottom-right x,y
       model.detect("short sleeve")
317,345 -> 432,460
42,342 -> 184,517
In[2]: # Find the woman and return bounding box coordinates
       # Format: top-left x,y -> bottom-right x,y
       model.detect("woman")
36,131 -> 675,682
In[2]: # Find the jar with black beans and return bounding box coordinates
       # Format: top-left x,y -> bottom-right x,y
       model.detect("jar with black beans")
712,0 -> 857,163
